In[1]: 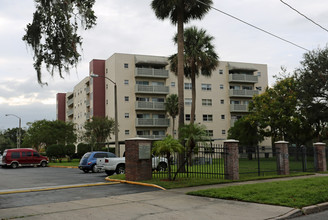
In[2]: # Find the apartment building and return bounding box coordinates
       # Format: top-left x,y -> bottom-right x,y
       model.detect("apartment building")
57,53 -> 269,152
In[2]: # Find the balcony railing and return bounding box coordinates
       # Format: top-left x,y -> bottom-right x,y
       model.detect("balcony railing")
85,87 -> 90,94
229,89 -> 259,98
230,104 -> 249,112
229,74 -> 258,83
135,68 -> 169,78
135,101 -> 165,111
86,112 -> 90,120
136,118 -> 170,127
86,100 -> 90,107
135,85 -> 169,94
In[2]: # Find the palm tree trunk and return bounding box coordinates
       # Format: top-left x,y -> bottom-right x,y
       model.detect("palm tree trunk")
172,117 -> 175,139
190,71 -> 196,124
177,2 -> 186,173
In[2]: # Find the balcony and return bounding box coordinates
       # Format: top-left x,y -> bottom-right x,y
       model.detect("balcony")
229,74 -> 258,83
135,118 -> 170,127
135,85 -> 169,94
135,68 -> 169,78
135,101 -> 165,111
67,109 -> 73,117
86,112 -> 90,120
137,135 -> 166,139
86,100 -> 90,107
230,104 -> 249,112
67,98 -> 74,107
85,87 -> 90,94
229,89 -> 259,98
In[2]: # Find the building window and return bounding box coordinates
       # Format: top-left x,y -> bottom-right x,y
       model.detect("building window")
256,86 -> 262,91
222,130 -> 226,135
203,114 -> 213,122
220,99 -> 224,104
221,115 -> 225,119
201,84 -> 212,91
106,99 -> 108,105
185,114 -> 190,121
125,130 -> 129,135
219,69 -> 223,75
124,80 -> 129,85
220,84 -> 224,89
185,98 -> 192,106
184,83 -> 192,90
106,68 -> 108,74
206,130 -> 213,137
171,82 -> 176,87
106,84 -> 108,89
257,72 -> 261,76
124,96 -> 129,101
202,99 -> 212,106
124,63 -> 129,68
125,113 -> 129,118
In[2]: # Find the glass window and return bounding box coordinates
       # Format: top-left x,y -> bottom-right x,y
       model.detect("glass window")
221,115 -> 225,119
206,130 -> 213,137
220,84 -> 224,89
124,96 -> 129,101
185,114 -> 190,121
171,82 -> 176,87
222,130 -> 226,135
125,130 -> 129,135
124,80 -> 129,85
203,114 -> 213,122
202,99 -> 212,106
184,83 -> 192,90
124,63 -> 129,68
125,113 -> 129,118
152,98 -> 164,102
220,99 -> 224,104
219,69 -> 223,75
185,98 -> 192,106
136,81 -> 149,85
201,84 -> 212,91
257,72 -> 261,76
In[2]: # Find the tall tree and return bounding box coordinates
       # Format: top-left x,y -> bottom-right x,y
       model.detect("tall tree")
151,0 -> 213,135
84,116 -> 115,151
22,120 -> 76,151
169,26 -> 219,124
294,46 -> 328,141
23,0 -> 97,84
165,94 -> 179,138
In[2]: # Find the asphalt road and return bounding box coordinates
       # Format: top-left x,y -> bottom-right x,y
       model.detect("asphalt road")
293,210 -> 328,220
0,166 -> 159,209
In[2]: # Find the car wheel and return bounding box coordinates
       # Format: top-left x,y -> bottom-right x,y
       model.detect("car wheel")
157,162 -> 168,171
116,164 -> 125,174
40,161 -> 47,167
105,170 -> 115,176
11,162 -> 18,169
92,164 -> 98,173
82,169 -> 89,173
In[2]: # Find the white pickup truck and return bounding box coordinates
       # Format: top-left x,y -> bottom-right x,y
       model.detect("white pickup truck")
97,156 -> 168,176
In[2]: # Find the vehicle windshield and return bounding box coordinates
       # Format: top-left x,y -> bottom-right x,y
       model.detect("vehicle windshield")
83,153 -> 91,159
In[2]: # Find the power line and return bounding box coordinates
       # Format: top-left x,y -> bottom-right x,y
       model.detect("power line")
196,0 -> 310,51
280,0 -> 328,33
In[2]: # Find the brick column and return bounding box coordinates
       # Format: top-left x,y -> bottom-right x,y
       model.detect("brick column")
125,138 -> 152,181
314,142 -> 327,172
224,140 -> 239,180
275,141 -> 289,175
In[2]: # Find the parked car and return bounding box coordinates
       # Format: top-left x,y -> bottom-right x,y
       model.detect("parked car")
1,148 -> 48,169
78,151 -> 116,173
0,152 -> 3,166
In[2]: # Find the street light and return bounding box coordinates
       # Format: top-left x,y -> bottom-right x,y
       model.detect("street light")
90,73 -> 120,156
5,114 -> 21,148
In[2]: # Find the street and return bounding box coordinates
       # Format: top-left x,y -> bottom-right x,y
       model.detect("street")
0,166 -> 160,209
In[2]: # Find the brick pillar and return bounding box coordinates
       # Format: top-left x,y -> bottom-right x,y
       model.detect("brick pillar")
275,141 -> 289,175
314,142 -> 327,172
224,140 -> 239,180
125,138 -> 152,181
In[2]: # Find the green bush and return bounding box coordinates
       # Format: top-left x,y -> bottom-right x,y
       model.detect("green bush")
77,143 -> 92,158
66,144 -> 76,161
46,144 -> 65,162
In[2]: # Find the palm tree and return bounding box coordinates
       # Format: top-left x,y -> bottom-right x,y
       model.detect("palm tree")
151,0 -> 213,133
165,94 -> 179,138
152,135 -> 184,180
169,26 -> 219,124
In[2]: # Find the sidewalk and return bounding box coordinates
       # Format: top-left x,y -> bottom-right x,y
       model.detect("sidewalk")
1,174 -> 327,220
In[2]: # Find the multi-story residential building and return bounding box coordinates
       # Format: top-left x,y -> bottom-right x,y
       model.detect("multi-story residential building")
57,53 -> 269,155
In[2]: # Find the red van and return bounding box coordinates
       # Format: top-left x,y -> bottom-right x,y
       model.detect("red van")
1,148 -> 48,169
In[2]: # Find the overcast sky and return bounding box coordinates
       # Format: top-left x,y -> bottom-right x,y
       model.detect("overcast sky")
0,0 -> 327,130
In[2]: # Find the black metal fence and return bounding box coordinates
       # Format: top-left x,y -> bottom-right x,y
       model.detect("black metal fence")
152,144 -> 226,179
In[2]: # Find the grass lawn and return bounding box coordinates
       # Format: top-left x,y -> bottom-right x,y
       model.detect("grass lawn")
48,158 -> 80,167
187,176 -> 328,208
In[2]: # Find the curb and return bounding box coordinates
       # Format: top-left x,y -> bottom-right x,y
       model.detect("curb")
105,177 -> 166,190
272,209 -> 302,220
0,182 -> 119,195
302,202 -> 328,215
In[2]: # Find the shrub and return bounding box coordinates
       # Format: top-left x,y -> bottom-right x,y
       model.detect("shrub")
66,144 -> 76,161
77,143 -> 92,158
